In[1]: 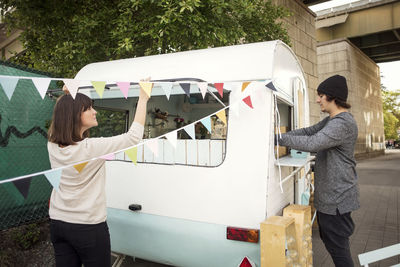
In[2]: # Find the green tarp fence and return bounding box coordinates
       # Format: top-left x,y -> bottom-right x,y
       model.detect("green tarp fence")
0,61 -> 56,230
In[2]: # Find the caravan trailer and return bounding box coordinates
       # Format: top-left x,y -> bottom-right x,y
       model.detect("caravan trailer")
75,41 -> 311,267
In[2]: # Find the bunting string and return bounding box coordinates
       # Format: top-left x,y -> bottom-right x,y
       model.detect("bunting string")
0,78 -> 276,188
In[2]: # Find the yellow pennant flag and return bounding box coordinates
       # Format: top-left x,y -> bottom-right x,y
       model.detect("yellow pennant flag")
91,81 -> 106,98
125,147 -> 138,165
139,82 -> 153,98
74,162 -> 88,173
216,110 -> 227,125
241,81 -> 250,92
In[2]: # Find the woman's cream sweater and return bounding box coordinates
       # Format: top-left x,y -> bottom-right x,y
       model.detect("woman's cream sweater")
47,122 -> 144,224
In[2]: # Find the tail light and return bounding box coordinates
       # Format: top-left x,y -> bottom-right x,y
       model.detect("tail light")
227,226 -> 259,243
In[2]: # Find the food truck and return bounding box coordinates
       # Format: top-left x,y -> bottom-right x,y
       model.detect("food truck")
75,40 -> 311,267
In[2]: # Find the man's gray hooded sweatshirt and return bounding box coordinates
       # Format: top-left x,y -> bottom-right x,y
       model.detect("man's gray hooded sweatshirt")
278,112 -> 359,215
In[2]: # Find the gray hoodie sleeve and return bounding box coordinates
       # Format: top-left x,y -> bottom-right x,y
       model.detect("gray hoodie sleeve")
278,116 -> 348,152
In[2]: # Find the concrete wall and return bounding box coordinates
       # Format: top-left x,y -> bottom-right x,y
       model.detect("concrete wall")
273,0 -> 321,125
317,39 -> 385,158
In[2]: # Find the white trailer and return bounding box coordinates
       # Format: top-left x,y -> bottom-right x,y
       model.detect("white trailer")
75,40 -> 311,267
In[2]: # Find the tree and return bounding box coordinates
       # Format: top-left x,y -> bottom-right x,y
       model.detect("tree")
381,85 -> 400,140
0,0 -> 290,78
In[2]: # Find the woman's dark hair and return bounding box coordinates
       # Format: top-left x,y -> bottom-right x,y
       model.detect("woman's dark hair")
324,94 -> 351,109
48,93 -> 93,146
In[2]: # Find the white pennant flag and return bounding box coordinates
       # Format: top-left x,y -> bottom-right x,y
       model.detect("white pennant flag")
197,82 -> 208,99
183,124 -> 196,140
32,78 -> 51,99
63,79 -> 80,99
165,131 -> 177,148
161,83 -> 173,100
145,139 -> 159,157
44,169 -> 62,191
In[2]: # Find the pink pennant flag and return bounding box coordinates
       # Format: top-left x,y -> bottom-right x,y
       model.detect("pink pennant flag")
100,153 -> 115,160
214,83 -> 224,97
32,78 -> 51,99
242,95 -> 254,109
184,124 -> 196,140
197,82 -> 208,99
63,79 -> 80,99
145,139 -> 158,157
165,131 -> 177,148
116,82 -> 130,99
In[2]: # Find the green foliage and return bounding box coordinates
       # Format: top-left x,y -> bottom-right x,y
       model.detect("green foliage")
11,223 -> 40,250
0,0 -> 290,78
381,86 -> 400,140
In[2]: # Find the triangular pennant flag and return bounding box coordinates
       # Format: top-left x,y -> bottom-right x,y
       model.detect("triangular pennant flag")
241,81 -> 251,92
161,83 -> 173,100
146,139 -> 159,157
266,81 -> 277,91
183,124 -> 196,140
32,78 -> 51,99
214,83 -> 224,97
180,83 -> 191,97
124,147 -> 138,165
139,82 -> 153,98
100,153 -> 115,160
116,82 -> 130,99
242,95 -> 254,109
216,109 -> 227,125
91,81 -> 106,98
0,76 -> 19,100
74,162 -> 88,173
165,131 -> 177,148
200,117 -> 212,133
44,169 -> 62,191
13,178 -> 31,199
63,79 -> 80,99
197,82 -> 208,99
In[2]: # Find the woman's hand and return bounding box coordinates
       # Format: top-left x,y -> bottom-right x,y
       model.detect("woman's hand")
139,77 -> 152,102
62,85 -> 70,95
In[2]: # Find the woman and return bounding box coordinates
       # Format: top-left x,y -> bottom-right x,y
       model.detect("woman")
47,83 -> 149,267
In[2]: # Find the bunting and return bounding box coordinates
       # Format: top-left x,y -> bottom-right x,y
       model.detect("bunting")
116,82 -> 130,99
63,79 -> 80,99
91,81 -> 106,98
0,78 -> 276,191
0,76 -> 19,100
214,83 -> 224,97
74,162 -> 88,173
200,117 -> 212,133
241,82 -> 250,92
125,147 -> 138,165
32,78 -> 51,99
139,82 -> 153,97
180,83 -> 191,97
216,110 -> 227,125
146,139 -> 159,157
242,96 -> 254,109
161,82 -> 173,100
44,169 -> 62,191
197,82 -> 208,99
183,124 -> 196,140
165,131 -> 177,148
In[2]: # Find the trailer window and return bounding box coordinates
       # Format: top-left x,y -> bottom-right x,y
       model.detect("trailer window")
275,99 -> 292,157
90,107 -> 128,137
136,92 -> 229,167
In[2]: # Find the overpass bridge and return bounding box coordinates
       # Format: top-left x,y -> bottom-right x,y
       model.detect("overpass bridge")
314,0 -> 400,63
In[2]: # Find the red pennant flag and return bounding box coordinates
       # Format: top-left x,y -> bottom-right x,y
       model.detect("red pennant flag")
242,96 -> 253,109
214,83 -> 224,97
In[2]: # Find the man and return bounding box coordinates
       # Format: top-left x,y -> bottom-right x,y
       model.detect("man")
278,75 -> 359,267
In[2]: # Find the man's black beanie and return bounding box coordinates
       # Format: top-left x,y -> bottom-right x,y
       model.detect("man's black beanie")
317,75 -> 348,101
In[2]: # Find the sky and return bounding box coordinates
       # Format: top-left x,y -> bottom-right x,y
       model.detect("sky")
309,0 -> 400,91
